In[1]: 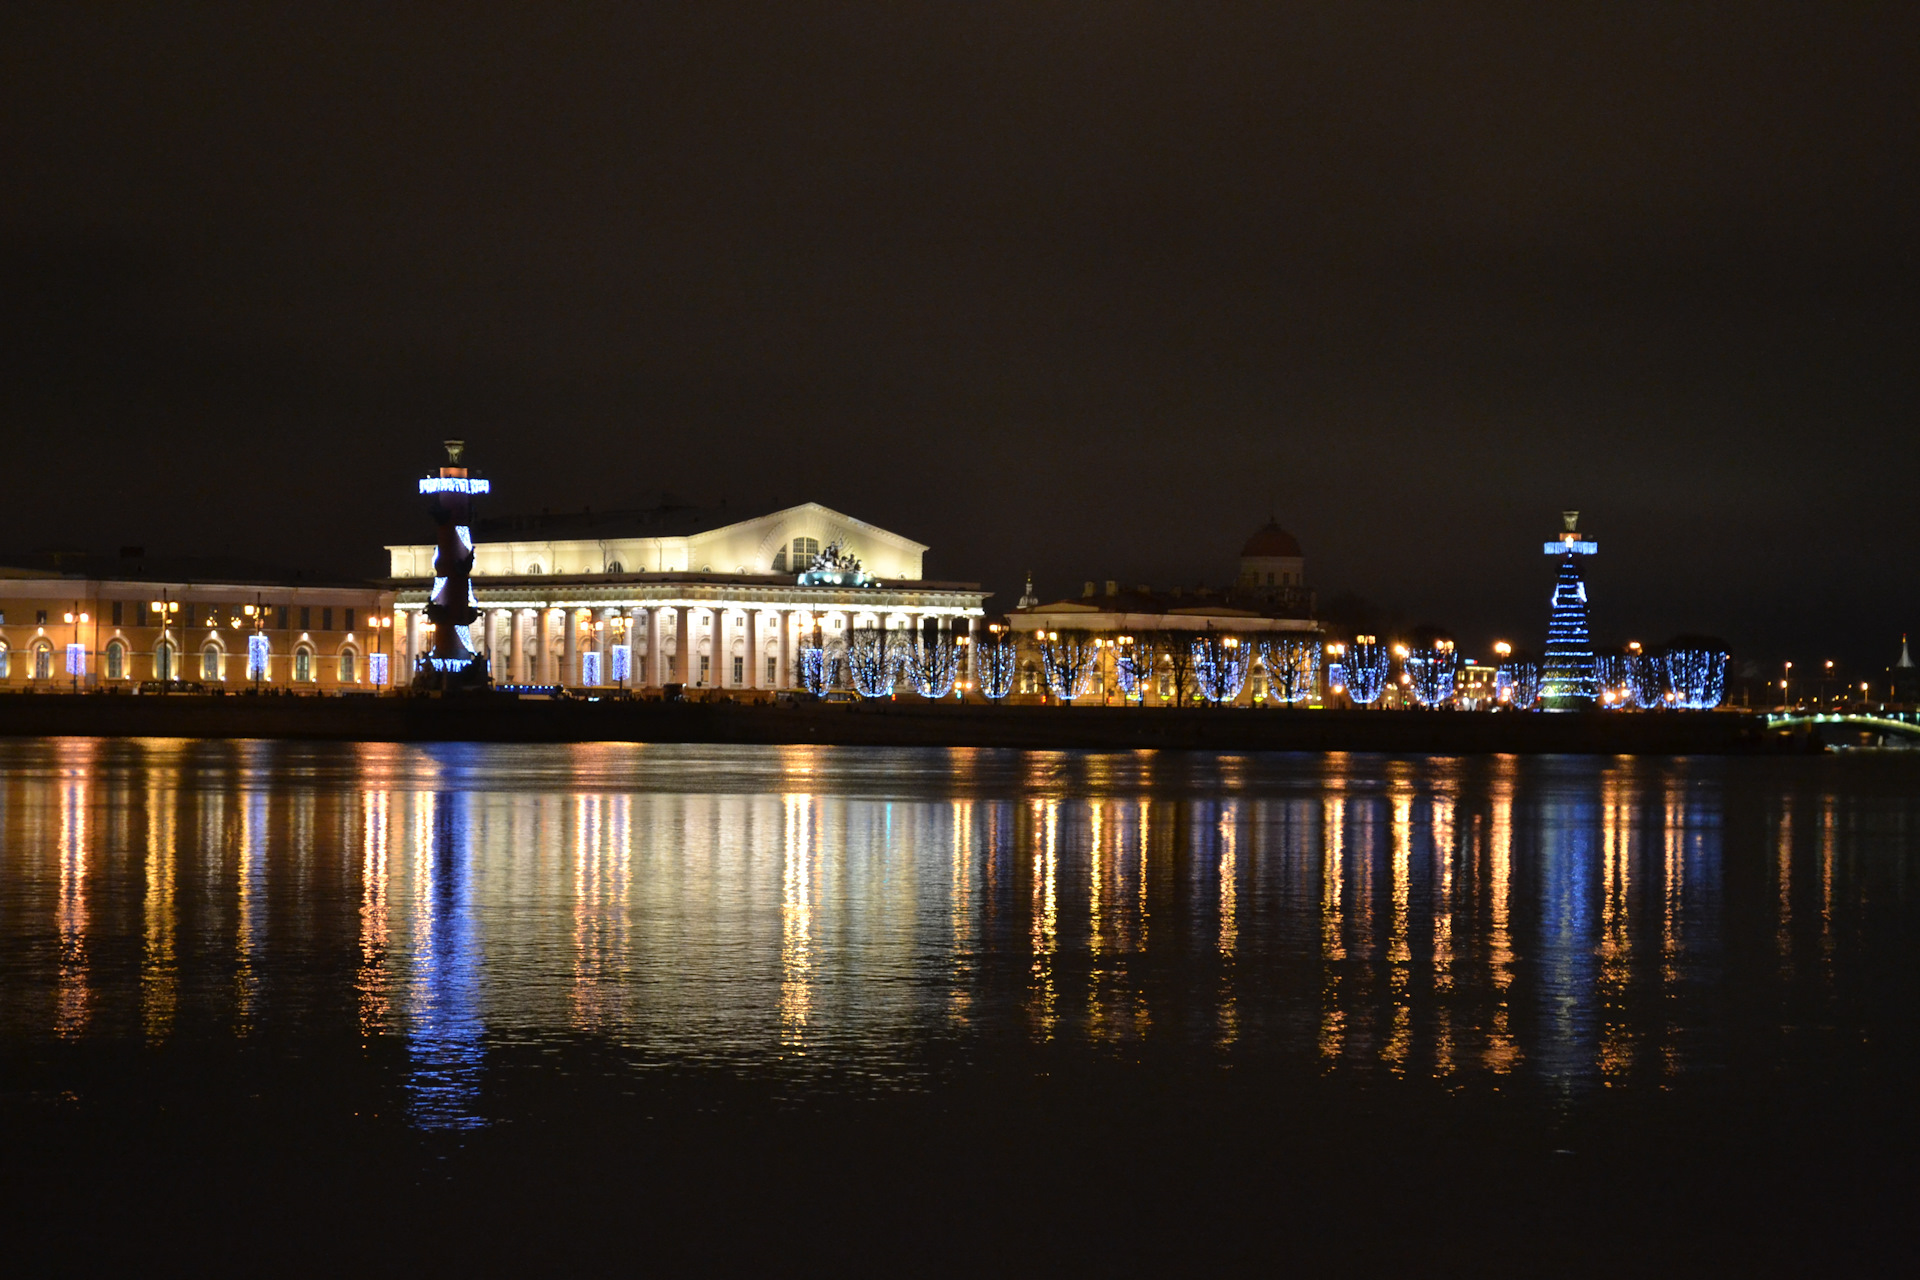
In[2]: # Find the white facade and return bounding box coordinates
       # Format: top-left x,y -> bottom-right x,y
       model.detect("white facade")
385,503 -> 981,691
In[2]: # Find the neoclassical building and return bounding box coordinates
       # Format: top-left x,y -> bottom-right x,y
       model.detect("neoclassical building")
0,553 -> 395,691
1005,519 -> 1323,705
386,501 -> 987,690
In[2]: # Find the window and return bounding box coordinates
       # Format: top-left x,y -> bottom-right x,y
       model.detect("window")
112,601 -> 124,625
34,643 -> 53,681
201,645 -> 221,681
698,655 -> 710,685
300,607 -> 311,630
322,608 -> 333,632
732,655 -> 744,685
344,608 -> 355,632
184,604 -> 197,628
606,561 -> 623,574
791,537 -> 820,568
340,648 -> 358,683
766,656 -> 777,686
0,645 -> 9,678
293,648 -> 313,682
155,641 -> 175,682
772,548 -> 787,572
106,641 -> 125,680
526,563 -> 543,575
36,610 -> 48,625
277,606 -> 288,629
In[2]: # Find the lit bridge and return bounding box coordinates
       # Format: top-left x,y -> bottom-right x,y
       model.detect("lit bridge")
1763,712 -> 1920,747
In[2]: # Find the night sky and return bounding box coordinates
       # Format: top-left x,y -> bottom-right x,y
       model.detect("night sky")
3,4 -> 1914,669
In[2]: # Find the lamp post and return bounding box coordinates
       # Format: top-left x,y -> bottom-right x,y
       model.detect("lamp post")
245,596 -> 265,692
955,632 -> 970,701
63,604 -> 90,692
148,592 -> 180,686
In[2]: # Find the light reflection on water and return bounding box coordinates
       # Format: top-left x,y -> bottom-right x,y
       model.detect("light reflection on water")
0,739 -> 1915,1130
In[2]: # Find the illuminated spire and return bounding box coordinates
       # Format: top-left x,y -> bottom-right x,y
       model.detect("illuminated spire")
1541,511 -> 1597,711
1899,633 -> 1914,670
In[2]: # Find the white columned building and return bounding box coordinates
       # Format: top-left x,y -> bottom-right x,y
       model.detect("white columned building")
386,501 -> 987,691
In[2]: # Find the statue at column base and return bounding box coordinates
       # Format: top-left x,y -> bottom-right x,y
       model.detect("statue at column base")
411,652 -> 493,693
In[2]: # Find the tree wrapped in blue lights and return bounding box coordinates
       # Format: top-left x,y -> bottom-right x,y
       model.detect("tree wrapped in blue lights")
1594,652 -> 1631,709
1662,635 -> 1729,710
1404,640 -> 1457,708
975,628 -> 1018,701
845,625 -> 900,698
1339,636 -> 1391,706
795,644 -> 829,694
906,639 -> 961,699
1496,657 -> 1542,710
1627,651 -> 1666,708
1037,629 -> 1100,704
247,633 -> 270,682
1191,630 -> 1249,705
1115,635 -> 1161,700
1258,636 -> 1321,705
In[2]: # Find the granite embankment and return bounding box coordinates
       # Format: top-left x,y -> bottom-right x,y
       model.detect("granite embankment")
0,693 -> 1806,754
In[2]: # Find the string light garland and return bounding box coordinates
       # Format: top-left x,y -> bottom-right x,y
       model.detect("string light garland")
1191,630 -> 1249,705
845,626 -> 902,698
610,645 -> 631,685
1037,630 -> 1100,703
1663,639 -> 1729,710
906,640 -> 962,698
65,643 -> 86,677
1495,659 -> 1543,709
247,634 -> 270,681
976,630 -> 1017,700
1341,636 -> 1391,706
796,645 -> 830,694
1541,513 -> 1599,710
369,652 -> 389,687
1258,636 -> 1321,705
1404,640 -> 1457,708
580,651 -> 601,687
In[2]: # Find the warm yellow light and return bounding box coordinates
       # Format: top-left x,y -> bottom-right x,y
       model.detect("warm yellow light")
244,604 -> 256,616
63,612 -> 74,623
1494,641 -> 1511,657
1392,644 -> 1408,658
151,601 -> 163,613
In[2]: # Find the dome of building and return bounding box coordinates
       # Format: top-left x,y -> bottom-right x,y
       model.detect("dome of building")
1241,519 -> 1302,559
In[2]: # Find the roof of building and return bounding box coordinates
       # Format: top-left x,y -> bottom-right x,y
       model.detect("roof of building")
1014,584 -> 1313,622
473,497 -> 718,541
0,550 -> 382,591
1240,519 -> 1302,559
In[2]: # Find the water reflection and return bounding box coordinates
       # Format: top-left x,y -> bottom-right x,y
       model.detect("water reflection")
0,741 -> 1914,1126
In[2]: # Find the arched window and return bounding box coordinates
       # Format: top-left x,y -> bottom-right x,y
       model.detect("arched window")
0,643 -> 10,680
791,536 -> 820,567
293,646 -> 314,682
605,561 -> 624,574
339,647 -> 358,683
106,640 -> 126,681
525,562 -> 544,575
155,640 -> 175,682
201,644 -> 222,682
33,641 -> 55,681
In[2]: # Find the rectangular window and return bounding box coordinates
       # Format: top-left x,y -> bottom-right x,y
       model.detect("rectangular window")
37,610 -> 48,625
184,604 -> 197,628
341,650 -> 357,683
732,655 -> 744,685
344,608 -> 355,632
793,537 -> 820,567
322,607 -> 333,632
667,656 -> 677,680
111,601 -> 123,625
767,657 -> 777,686
277,606 -> 288,629
300,606 -> 311,630
699,655 -> 710,685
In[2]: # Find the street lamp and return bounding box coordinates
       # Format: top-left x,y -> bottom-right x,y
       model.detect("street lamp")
149,594 -> 180,685
63,606 -> 90,691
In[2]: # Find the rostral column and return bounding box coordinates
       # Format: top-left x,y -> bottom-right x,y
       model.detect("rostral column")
416,439 -> 491,690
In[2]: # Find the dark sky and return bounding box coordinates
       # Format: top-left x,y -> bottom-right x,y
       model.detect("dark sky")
3,3 -> 1915,669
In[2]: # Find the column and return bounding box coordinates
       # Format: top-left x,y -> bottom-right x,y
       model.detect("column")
562,607 -> 579,686
778,609 -> 792,690
645,606 -> 661,687
404,610 -> 420,684
675,605 -> 690,685
744,608 -> 760,689
538,608 -> 555,684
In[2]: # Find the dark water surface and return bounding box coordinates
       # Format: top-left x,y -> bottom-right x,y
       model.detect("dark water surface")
2,739 -> 1915,1273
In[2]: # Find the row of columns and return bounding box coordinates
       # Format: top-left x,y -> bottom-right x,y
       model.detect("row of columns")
398,605 -> 964,689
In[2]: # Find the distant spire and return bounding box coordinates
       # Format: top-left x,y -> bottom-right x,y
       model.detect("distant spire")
1018,572 -> 1038,610
1899,633 -> 1914,669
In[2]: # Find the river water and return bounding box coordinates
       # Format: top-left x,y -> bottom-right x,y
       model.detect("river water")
2,739 -> 1915,1272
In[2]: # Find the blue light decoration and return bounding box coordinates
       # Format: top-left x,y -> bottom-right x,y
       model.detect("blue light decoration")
976,631 -> 1017,701
414,441 -> 490,689
796,645 -> 830,694
1496,658 -> 1543,709
369,652 -> 390,686
1404,641 -> 1457,708
1037,630 -> 1100,703
1327,660 -> 1347,694
1541,511 -> 1598,711
417,476 -> 491,495
1594,652 -> 1630,708
1191,631 -> 1249,705
845,625 -> 898,698
1341,636 -> 1391,706
906,640 -> 961,698
65,643 -> 86,677
580,650 -> 602,687
247,633 -> 270,681
1662,636 -> 1729,710
1257,636 -> 1321,705
1627,651 -> 1666,708
610,644 -> 631,684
